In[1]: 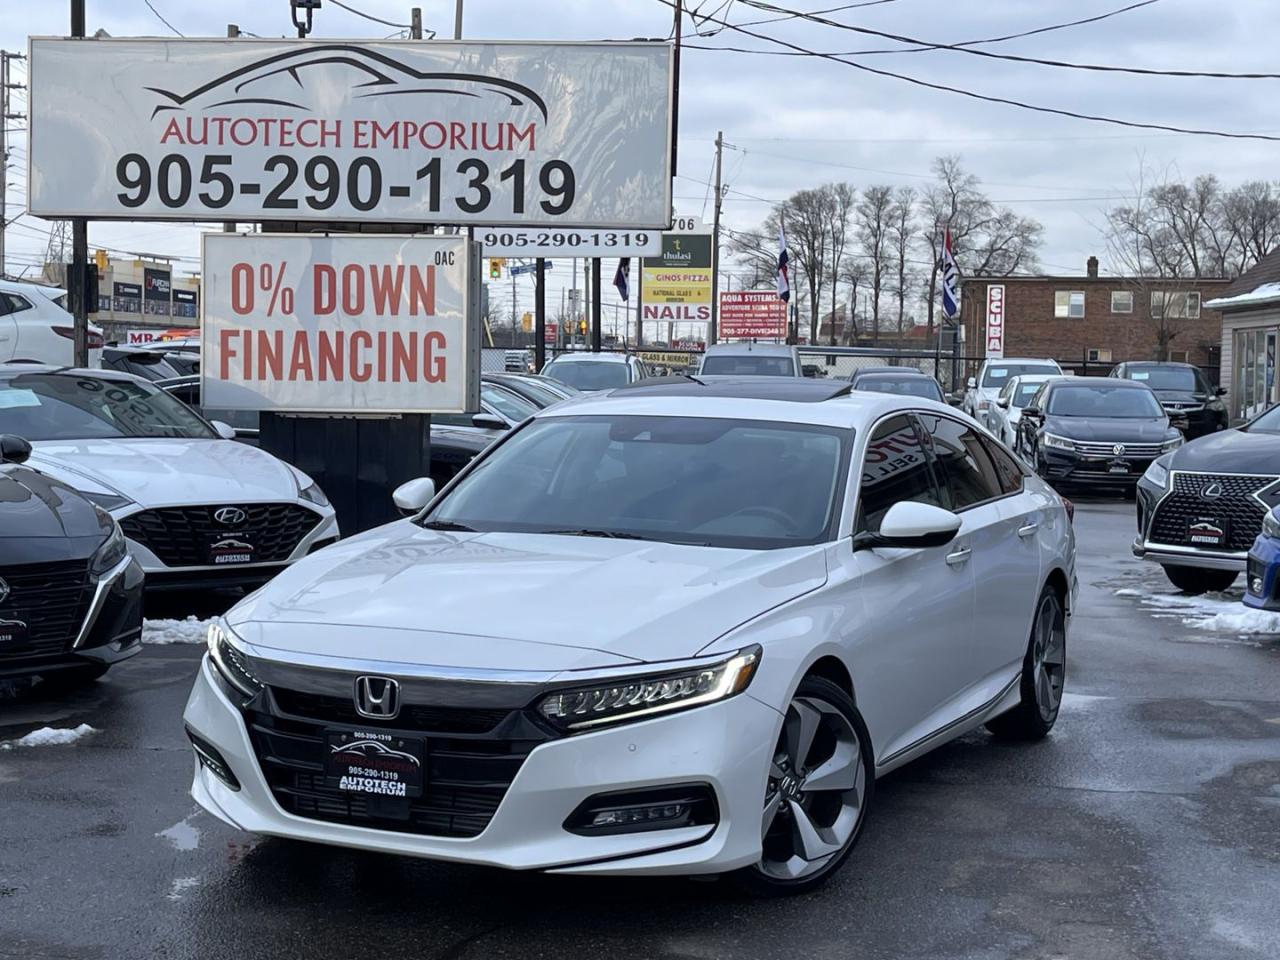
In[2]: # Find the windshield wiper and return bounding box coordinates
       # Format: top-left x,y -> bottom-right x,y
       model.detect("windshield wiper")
544,528 -> 654,540
420,519 -> 477,532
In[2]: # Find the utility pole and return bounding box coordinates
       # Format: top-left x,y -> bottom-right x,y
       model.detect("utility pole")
671,0 -> 681,177
511,262 -> 517,345
69,0 -> 89,366
410,8 -> 422,39
1,50 -> 26,280
709,130 -> 724,346
590,259 -> 602,352
454,0 -> 464,40
223,26 -> 240,235
534,258 -> 546,371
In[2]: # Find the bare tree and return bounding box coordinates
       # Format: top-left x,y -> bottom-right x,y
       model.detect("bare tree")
839,257 -> 869,344
787,187 -> 837,344
826,183 -> 856,345
888,186 -> 917,336
856,185 -> 893,342
1219,180 -> 1280,275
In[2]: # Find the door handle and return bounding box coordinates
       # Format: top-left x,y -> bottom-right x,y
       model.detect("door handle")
1018,521 -> 1040,538
945,546 -> 972,566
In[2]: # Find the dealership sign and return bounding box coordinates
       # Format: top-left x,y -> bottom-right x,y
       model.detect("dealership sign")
719,291 -> 787,339
479,228 -> 661,259
28,38 -> 673,227
985,284 -> 1005,359
201,234 -> 480,414
641,219 -> 712,323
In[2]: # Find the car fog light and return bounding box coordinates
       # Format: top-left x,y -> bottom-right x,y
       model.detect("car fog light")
186,728 -> 240,791
565,784 -> 718,836
1250,577 -> 1264,595
592,803 -> 688,828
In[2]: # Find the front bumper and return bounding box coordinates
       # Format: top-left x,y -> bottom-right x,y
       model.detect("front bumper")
1131,538 -> 1248,571
1244,535 -> 1280,610
183,656 -> 781,876
1039,447 -> 1156,487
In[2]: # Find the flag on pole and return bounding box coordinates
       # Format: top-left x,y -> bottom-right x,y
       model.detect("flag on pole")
613,258 -> 631,302
941,228 -> 961,320
776,228 -> 791,302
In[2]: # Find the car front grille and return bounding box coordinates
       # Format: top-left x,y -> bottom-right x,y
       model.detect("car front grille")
245,692 -> 547,838
120,503 -> 321,568
1149,472 -> 1277,553
0,559 -> 93,662
1162,402 -> 1204,413
1073,440 -> 1164,458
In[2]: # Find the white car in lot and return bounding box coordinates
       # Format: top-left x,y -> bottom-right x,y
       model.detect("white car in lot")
0,365 -> 338,591
540,351 -> 650,392
0,279 -> 104,366
184,377 -> 1075,893
965,358 -> 1063,431
990,374 -> 1063,453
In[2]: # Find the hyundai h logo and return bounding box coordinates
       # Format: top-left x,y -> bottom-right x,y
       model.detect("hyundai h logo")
214,507 -> 248,526
1199,482 -> 1224,501
354,676 -> 401,719
0,577 -> 8,605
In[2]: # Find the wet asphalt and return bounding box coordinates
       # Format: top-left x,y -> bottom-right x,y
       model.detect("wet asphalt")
1,500 -> 1278,960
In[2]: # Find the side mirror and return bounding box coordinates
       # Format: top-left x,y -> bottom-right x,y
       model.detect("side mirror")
945,392 -> 964,408
1023,405 -> 1041,419
1215,386 -> 1227,397
209,420 -> 237,441
471,413 -> 508,430
966,376 -> 977,390
392,477 -> 437,515
0,434 -> 32,465
856,501 -> 962,551
996,397 -> 1011,409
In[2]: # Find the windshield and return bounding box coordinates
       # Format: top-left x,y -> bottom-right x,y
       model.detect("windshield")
481,383 -> 537,422
109,353 -> 187,381
1013,382 -> 1045,408
1246,405 -> 1280,433
1046,384 -> 1164,419
701,354 -> 796,377
855,376 -> 942,401
982,363 -> 1058,387
543,359 -> 630,391
1125,366 -> 1202,392
0,373 -> 216,441
497,378 -> 564,408
424,415 -> 850,549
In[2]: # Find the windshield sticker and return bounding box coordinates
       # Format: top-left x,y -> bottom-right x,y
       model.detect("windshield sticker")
0,388 -> 40,409
1132,372 -> 1150,380
990,369 -> 1009,379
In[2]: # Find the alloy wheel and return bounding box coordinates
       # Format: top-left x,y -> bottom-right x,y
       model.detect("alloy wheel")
1031,591 -> 1066,722
757,696 -> 866,881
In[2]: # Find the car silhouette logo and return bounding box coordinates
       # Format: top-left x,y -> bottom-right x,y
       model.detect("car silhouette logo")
1199,482 -> 1224,501
329,739 -> 420,767
214,507 -> 248,526
1113,444 -> 1126,456
354,676 -> 400,719
0,577 -> 8,605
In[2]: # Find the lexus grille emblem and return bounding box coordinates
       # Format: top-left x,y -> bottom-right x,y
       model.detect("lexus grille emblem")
213,506 -> 248,526
1112,444 -> 1126,456
1199,482 -> 1224,501
354,676 -> 401,719
0,577 -> 8,605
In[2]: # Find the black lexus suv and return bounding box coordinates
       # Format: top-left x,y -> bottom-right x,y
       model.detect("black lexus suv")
1134,404 -> 1280,593
1109,361 -> 1229,439
0,434 -> 144,686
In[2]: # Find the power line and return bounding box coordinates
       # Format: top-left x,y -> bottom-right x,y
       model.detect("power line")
733,0 -> 1280,79
658,0 -> 1280,141
735,0 -> 902,27
327,0 -> 413,29
142,0 -> 185,37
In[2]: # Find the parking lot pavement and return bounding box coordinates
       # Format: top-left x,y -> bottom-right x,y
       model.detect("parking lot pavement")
2,500 -> 1278,960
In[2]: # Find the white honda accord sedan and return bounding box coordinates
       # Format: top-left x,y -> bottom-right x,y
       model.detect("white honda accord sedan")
183,377 -> 1076,894
0,365 -> 338,591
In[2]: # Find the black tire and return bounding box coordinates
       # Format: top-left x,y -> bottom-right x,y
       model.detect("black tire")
39,663 -> 110,690
987,584 -> 1066,741
1162,565 -> 1237,594
734,676 -> 874,897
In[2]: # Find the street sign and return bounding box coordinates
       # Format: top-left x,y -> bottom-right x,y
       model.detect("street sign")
479,228 -> 661,258
201,233 -> 480,414
641,220 -> 713,324
985,284 -> 1005,358
28,38 -> 674,227
719,291 -> 787,339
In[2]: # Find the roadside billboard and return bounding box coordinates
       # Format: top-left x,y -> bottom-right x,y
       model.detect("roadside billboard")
719,291 -> 787,339
28,38 -> 673,227
201,234 -> 480,414
641,219 -> 712,324
985,284 -> 1005,358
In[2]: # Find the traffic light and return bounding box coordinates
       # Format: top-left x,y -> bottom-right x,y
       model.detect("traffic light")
94,249 -> 108,273
578,319 -> 588,336
489,258 -> 505,280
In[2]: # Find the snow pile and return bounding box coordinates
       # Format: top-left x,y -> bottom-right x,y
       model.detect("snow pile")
143,617 -> 211,645
1,723 -> 97,750
1137,592 -> 1280,635
1206,282 -> 1280,311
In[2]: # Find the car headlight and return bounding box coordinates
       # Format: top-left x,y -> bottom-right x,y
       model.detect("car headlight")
1142,459 -> 1170,489
297,477 -> 330,508
1042,433 -> 1076,451
82,491 -> 135,512
89,515 -> 128,577
536,647 -> 760,732
207,620 -> 264,697
1264,510 -> 1280,539
1161,435 -> 1184,452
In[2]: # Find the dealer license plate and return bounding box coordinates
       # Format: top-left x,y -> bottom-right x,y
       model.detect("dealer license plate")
1187,516 -> 1229,548
325,729 -> 425,798
1108,460 -> 1132,474
208,536 -> 256,565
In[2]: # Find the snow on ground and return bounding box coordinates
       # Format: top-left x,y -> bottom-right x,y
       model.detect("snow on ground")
1,723 -> 97,750
1115,587 -> 1280,636
143,617 -> 212,645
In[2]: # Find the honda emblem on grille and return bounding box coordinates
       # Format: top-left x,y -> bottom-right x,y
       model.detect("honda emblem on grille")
1113,444 -> 1126,456
213,506 -> 248,526
0,577 -> 8,604
354,676 -> 401,719
1199,482 -> 1224,501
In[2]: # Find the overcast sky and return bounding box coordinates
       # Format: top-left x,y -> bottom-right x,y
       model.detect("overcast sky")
2,0 -> 1276,332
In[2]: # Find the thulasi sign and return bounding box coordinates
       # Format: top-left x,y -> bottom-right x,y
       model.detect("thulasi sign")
28,38 -> 673,227
201,234 -> 480,414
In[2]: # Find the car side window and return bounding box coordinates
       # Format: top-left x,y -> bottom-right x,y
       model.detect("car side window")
998,379 -> 1014,403
917,414 -> 1004,510
4,294 -> 32,315
856,415 -> 945,534
977,434 -> 1026,494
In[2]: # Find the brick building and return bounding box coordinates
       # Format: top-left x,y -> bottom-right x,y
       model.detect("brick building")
959,257 -> 1230,373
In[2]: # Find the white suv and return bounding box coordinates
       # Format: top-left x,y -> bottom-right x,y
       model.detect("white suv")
964,358 -> 1062,431
541,351 -> 648,392
0,279 -> 104,366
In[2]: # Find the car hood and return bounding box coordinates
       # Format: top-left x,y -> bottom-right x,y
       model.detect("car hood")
1044,416 -> 1171,443
1169,428 -> 1280,475
0,464 -> 112,563
228,521 -> 829,668
28,438 -> 301,508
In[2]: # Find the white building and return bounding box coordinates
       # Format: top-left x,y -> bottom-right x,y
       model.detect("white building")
1206,248 -> 1280,423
